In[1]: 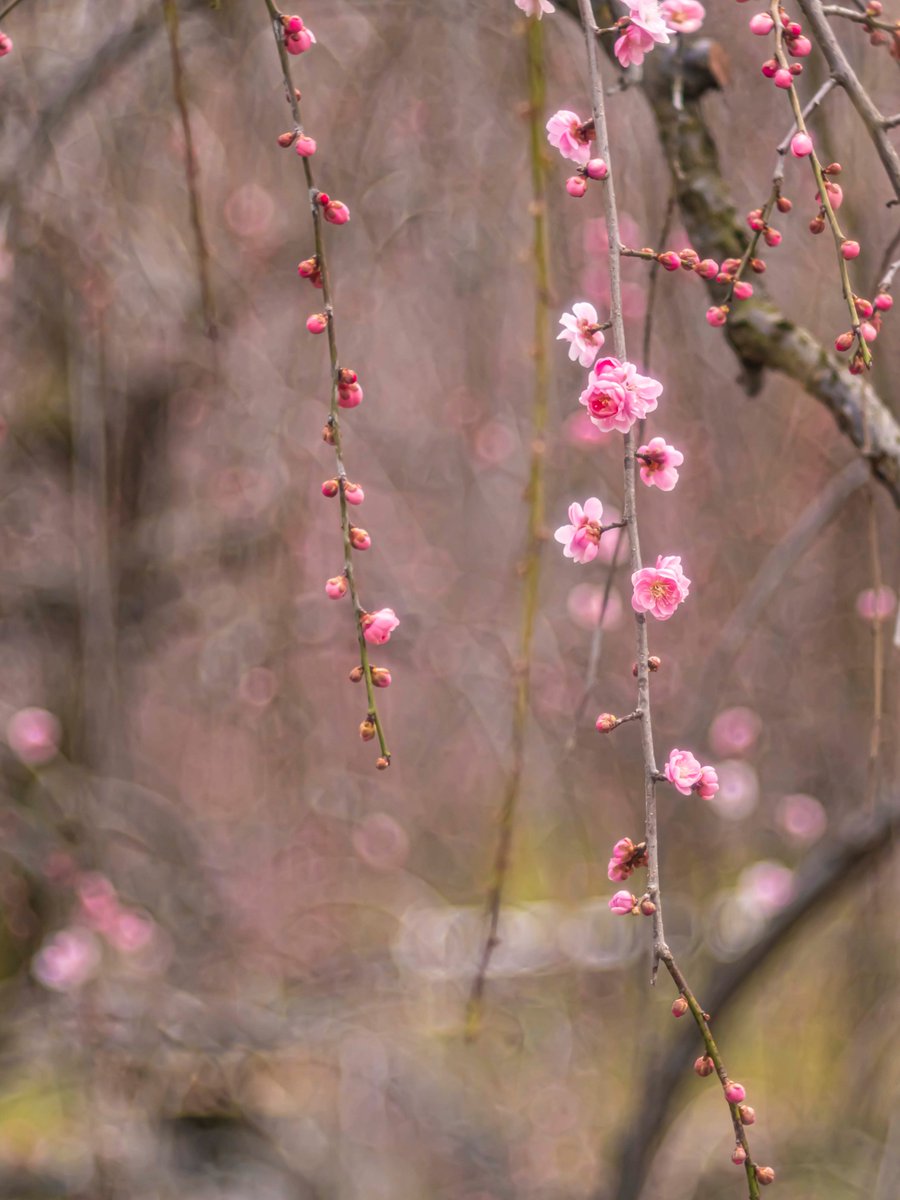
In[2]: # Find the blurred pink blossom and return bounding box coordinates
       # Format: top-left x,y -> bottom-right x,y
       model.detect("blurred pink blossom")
661,0 -> 705,33
708,706 -> 762,757
32,929 -> 101,992
566,583 -> 623,631
7,707 -> 61,766
738,860 -> 794,916
776,793 -> 827,844
855,585 -> 896,621
515,0 -> 555,16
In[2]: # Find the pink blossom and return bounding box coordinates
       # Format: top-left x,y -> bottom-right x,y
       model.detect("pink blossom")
776,793 -> 827,844
856,585 -> 896,621
579,356 -> 661,434
631,554 -> 690,620
708,706 -> 761,756
611,837 -> 636,863
77,873 -> 120,934
739,860 -> 794,915
554,497 -> 605,565
7,707 -> 61,766
515,0 -> 556,16
608,890 -> 636,915
614,1 -> 671,68
32,929 -> 101,992
0,32 -> 12,56
696,765 -> 719,799
558,302 -> 605,367
664,748 -> 703,795
608,858 -> 631,882
107,910 -> 156,955
660,0 -> 705,33
546,110 -> 593,166
636,436 -> 683,491
362,608 -> 399,645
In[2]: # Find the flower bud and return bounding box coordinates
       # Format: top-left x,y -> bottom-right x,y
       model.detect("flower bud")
696,258 -> 719,279
639,897 -> 656,915
585,158 -> 609,180
371,667 -> 392,688
595,712 -> 618,732
776,195 -> 792,212
749,12 -> 774,33
860,320 -> 878,343
724,1080 -> 746,1104
283,14 -> 304,32
763,227 -> 782,247
657,251 -> 680,271
359,719 -> 376,742
841,239 -> 860,260
774,68 -> 793,89
295,133 -> 317,157
789,62 -> 803,75
671,997 -> 688,1018
747,209 -> 765,232
325,576 -> 348,599
278,130 -> 298,148
824,161 -> 842,174
324,200 -> 350,225
761,58 -> 778,77
755,1166 -> 776,1186
874,292 -> 893,311
338,382 -> 364,409
349,527 -> 371,551
739,1104 -> 756,1125
349,665 -> 364,682
317,192 -> 330,207
376,756 -> 390,770
855,297 -> 874,318
344,481 -> 365,504
790,132 -> 813,158
338,367 -> 358,385
789,34 -> 812,55
322,423 -> 335,445
566,176 -> 587,198
298,256 -> 319,278
808,215 -> 826,235
694,1056 -> 715,1077
608,890 -> 636,915
706,305 -> 728,327
648,655 -> 662,671
733,281 -> 753,301
834,331 -> 854,353
306,312 -> 328,335
321,478 -> 340,497
750,257 -> 767,272
731,1145 -> 748,1166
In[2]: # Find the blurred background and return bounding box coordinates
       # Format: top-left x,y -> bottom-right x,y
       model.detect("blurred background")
0,1 -> 898,1197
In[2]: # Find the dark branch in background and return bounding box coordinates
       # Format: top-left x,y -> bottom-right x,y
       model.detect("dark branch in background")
0,0 -> 26,22
556,0 -> 900,509
607,801 -> 900,1200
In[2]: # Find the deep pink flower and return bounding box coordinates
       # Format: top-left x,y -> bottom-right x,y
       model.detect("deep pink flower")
558,302 -> 605,367
637,436 -> 683,491
664,748 -> 702,795
0,32 -> 12,56
615,1 -> 671,68
608,890 -> 636,915
696,765 -> 719,799
546,110 -> 593,166
362,608 -> 399,645
660,0 -> 705,33
515,0 -> 555,16
579,356 -> 661,434
554,497 -> 605,565
631,554 -> 690,620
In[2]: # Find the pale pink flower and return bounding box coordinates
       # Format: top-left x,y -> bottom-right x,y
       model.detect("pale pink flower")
709,706 -> 761,756
7,707 -> 61,766
611,837 -> 636,863
776,793 -> 827,844
515,0 -> 555,16
856,585 -> 896,621
660,0 -> 705,33
739,861 -> 794,915
546,110 -> 592,166
637,436 -> 683,490
107,910 -> 156,955
664,748 -> 702,794
362,608 -> 399,645
614,1 -> 671,68
554,497 -> 605,565
0,32 -> 12,56
579,356 -> 661,434
631,554 -> 690,620
32,929 -> 101,992
608,890 -> 636,915
558,302 -> 605,367
696,765 -> 719,799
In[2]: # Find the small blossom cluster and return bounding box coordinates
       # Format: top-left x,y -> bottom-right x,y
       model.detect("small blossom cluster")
749,7 -> 811,88
280,12 -> 315,54
607,836 -> 648,882
545,110 -> 609,198
836,289 -> 893,358
691,1057 -> 773,1181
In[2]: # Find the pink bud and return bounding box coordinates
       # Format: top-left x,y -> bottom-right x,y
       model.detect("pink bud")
789,34 -> 812,54
608,890 -> 635,916
286,28 -> 313,53
749,12 -> 774,33
764,227 -> 782,247
566,176 -> 587,198
733,281 -> 753,300
657,251 -> 680,271
306,312 -> 328,334
586,158 -> 609,181
321,478 -> 340,497
338,382 -> 364,409
834,331 -> 854,353
786,20 -> 802,36
761,58 -> 778,77
855,297 -> 874,318
297,256 -> 318,278
841,239 -> 860,260
284,15 -> 304,32
739,1104 -> 756,1125
696,258 -> 719,279
790,132 -> 813,157
371,666 -> 392,688
747,209 -> 765,232
756,1166 -> 776,1186
0,33 -> 12,57
324,200 -> 350,225
350,527 -> 371,551
774,68 -> 793,89
344,481 -> 365,504
694,1056 -> 715,1077
7,708 -> 61,766
325,576 -> 348,599
860,321 -> 878,343
672,997 -> 688,1017
706,305 -> 728,327
639,897 -> 656,915
724,1080 -> 746,1104
295,133 -> 317,157
732,1146 -> 748,1166
596,712 -> 618,732
874,292 -> 893,311
611,837 -> 635,863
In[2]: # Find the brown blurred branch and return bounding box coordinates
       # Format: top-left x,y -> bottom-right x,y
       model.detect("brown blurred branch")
0,0 -> 26,22
608,800 -> 900,1200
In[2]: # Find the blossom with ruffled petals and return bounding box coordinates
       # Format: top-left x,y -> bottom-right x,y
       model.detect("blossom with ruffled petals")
614,1 -> 671,68
660,0 -> 705,34
637,436 -> 683,491
546,110 -> 593,166
579,356 -> 662,434
631,554 -> 690,619
664,748 -> 702,795
554,497 -> 605,564
558,302 -> 606,367
361,608 -> 399,645
515,0 -> 555,16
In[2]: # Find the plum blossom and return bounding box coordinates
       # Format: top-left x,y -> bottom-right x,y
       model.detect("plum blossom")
579,356 -> 662,434
546,110 -> 593,166
558,302 -> 605,367
7,707 -> 61,766
554,497 -> 605,565
631,554 -> 690,620
615,1 -> 671,68
660,0 -> 705,33
515,0 -> 555,16
32,929 -> 101,993
608,890 -> 636,915
664,748 -> 702,794
636,436 -> 683,491
362,608 -> 399,645
696,765 -> 719,799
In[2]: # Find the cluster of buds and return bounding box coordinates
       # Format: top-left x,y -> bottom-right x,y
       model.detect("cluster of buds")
750,6 -> 811,87
0,30 -> 12,57
281,13 -> 315,55
835,290 -> 893,366
350,663 -> 392,689
316,190 -> 349,226
321,477 -> 364,504
338,367 -> 363,409
607,836 -> 648,883
298,254 -> 323,289
608,889 -> 657,917
706,251 -> 770,326
851,1 -> 900,52
566,156 -> 609,198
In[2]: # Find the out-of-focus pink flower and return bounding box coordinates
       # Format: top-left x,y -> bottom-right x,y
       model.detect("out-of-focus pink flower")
709,706 -> 762,757
0,32 -> 12,56
7,708 -> 62,766
660,0 -> 705,33
579,356 -> 661,434
362,608 -> 399,645
614,1 -> 671,67
566,583 -> 623,631
563,410 -> 611,447
558,302 -> 606,367
776,793 -> 827,844
554,497 -> 605,565
608,890 -> 636,915
32,929 -> 101,992
631,554 -> 690,620
664,748 -> 702,795
515,0 -> 556,16
77,873 -> 120,934
696,765 -> 719,799
738,860 -> 794,916
107,910 -> 156,955
546,110 -> 593,166
637,436 -> 683,491
856,585 -> 896,621
708,760 -> 759,820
